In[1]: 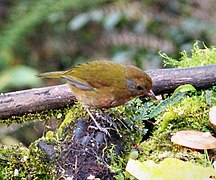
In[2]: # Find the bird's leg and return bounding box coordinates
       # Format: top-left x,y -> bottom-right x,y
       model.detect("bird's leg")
98,109 -> 120,135
86,108 -> 110,136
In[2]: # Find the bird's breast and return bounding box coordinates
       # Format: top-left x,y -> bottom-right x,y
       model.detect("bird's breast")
70,82 -> 132,108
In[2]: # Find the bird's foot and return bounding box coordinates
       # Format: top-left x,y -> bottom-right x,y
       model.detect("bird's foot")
86,108 -> 111,137
97,110 -> 123,136
88,125 -> 110,137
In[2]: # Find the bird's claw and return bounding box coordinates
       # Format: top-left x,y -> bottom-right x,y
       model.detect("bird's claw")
86,108 -> 111,136
88,125 -> 110,137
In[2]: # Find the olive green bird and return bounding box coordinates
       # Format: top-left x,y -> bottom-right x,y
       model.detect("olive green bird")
38,60 -> 156,134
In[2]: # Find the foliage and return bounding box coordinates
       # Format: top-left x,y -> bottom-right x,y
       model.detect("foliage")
161,42 -> 216,67
0,0 -> 104,92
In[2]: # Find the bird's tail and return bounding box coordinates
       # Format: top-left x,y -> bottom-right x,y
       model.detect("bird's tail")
37,71 -> 65,79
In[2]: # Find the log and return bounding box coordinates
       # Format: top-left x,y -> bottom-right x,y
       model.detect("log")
0,65 -> 216,119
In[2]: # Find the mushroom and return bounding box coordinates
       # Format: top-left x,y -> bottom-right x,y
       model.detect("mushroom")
171,130 -> 216,150
209,106 -> 216,132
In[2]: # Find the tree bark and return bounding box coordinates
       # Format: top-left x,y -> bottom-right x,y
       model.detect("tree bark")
0,65 -> 216,119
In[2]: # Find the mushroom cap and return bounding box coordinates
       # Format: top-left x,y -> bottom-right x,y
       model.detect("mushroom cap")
209,106 -> 216,132
171,130 -> 216,150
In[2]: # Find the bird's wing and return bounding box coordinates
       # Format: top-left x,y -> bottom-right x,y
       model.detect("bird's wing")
66,61 -> 125,89
62,75 -> 95,91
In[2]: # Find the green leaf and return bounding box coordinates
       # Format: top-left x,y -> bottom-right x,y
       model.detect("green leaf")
173,84 -> 196,95
149,91 -> 185,119
126,158 -> 216,180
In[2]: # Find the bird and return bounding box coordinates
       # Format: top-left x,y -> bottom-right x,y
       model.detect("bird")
37,60 -> 156,134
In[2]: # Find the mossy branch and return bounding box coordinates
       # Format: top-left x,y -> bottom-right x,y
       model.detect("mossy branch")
0,64 -> 216,120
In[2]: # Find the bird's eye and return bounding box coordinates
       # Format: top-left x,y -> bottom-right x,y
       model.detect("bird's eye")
135,84 -> 143,90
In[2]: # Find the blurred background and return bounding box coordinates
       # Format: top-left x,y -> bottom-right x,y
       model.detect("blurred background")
0,0 -> 216,146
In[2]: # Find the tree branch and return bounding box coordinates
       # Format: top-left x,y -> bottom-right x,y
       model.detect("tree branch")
0,65 -> 216,119
147,64 -> 216,94
0,85 -> 76,119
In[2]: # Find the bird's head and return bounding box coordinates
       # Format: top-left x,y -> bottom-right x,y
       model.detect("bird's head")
126,65 -> 156,100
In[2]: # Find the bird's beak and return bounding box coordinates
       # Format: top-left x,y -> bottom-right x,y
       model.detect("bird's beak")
145,89 -> 157,100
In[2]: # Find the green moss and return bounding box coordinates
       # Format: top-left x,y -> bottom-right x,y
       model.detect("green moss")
28,137 -> 59,177
139,131 -> 206,165
0,106 -> 73,179
57,102 -> 86,139
161,41 -> 216,67
0,105 -> 71,125
103,88 -> 215,175
0,134 -> 62,179
158,95 -> 211,133
0,143 -> 52,179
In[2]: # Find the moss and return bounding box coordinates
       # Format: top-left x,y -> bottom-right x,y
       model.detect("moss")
139,131 -> 206,165
0,143 -> 52,179
0,133 -> 63,179
57,102 -> 87,140
158,95 -> 211,133
0,106 -> 72,179
0,105 -> 71,125
28,137 -> 60,177
161,41 -> 216,67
